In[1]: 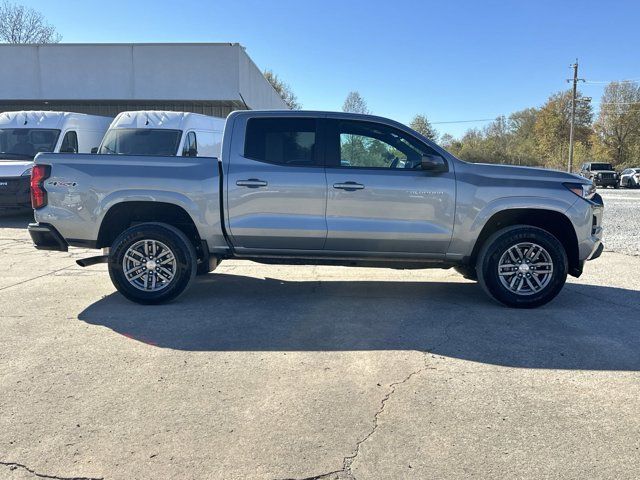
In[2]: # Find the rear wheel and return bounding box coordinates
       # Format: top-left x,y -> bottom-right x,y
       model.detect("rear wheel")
108,223 -> 197,304
476,226 -> 567,308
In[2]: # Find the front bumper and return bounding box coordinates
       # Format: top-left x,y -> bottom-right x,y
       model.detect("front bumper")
28,223 -> 68,251
593,177 -> 617,187
0,175 -> 30,210
585,193 -> 604,261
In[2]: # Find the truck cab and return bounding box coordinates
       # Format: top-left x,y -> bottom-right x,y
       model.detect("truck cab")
97,111 -> 225,158
0,111 -> 112,212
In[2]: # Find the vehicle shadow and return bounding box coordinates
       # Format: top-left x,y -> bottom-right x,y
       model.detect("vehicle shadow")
78,273 -> 640,370
0,211 -> 33,229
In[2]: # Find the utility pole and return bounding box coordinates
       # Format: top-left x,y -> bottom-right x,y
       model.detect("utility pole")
566,60 -> 584,173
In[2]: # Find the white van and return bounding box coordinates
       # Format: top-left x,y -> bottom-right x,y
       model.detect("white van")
0,111 -> 112,212
97,111 -> 225,158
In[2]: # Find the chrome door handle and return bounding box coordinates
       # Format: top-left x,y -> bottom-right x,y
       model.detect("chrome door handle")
236,179 -> 268,188
333,182 -> 365,191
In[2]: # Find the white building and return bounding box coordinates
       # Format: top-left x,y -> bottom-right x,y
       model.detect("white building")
0,43 -> 288,117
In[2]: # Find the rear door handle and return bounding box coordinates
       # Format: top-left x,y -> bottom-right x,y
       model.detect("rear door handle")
333,181 -> 365,191
236,179 -> 268,188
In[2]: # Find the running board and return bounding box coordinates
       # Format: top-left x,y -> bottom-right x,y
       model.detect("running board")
76,255 -> 108,267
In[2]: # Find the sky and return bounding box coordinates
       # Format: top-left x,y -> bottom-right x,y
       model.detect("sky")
21,0 -> 640,137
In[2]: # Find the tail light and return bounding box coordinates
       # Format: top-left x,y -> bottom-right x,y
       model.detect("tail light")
30,164 -> 51,209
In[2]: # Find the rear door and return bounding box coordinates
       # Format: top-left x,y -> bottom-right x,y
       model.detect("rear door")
323,118 -> 456,254
226,116 -> 327,251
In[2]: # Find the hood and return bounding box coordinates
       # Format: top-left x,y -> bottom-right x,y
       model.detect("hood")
467,162 -> 588,183
591,169 -> 616,174
0,159 -> 34,177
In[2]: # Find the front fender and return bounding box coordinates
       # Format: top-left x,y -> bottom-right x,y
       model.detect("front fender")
446,195 -> 578,260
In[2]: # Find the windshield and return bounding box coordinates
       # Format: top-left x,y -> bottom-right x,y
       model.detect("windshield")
591,163 -> 614,171
99,129 -> 182,156
0,128 -> 61,160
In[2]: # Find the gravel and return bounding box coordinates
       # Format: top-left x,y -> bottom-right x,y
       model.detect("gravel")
599,188 -> 640,256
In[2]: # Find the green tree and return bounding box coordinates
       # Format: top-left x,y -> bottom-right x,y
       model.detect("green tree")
508,108 -> 540,166
409,114 -> 438,141
263,69 -> 301,110
534,90 -> 593,171
0,1 -> 61,43
592,81 -> 640,168
342,91 -> 369,114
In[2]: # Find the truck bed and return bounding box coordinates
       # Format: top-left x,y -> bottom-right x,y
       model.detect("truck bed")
32,153 -> 228,252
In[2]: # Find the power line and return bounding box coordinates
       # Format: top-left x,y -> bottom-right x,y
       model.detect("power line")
431,118 -> 497,125
584,78 -> 640,84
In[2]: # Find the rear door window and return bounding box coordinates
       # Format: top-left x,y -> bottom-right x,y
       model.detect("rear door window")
244,118 -> 318,166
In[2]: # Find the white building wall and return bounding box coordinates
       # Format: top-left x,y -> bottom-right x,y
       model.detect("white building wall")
0,43 -> 288,110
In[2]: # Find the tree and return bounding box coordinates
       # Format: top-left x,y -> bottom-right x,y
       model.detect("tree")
507,108 -> 540,166
592,81 -> 640,168
439,133 -> 456,149
342,91 -> 369,114
0,1 -> 61,43
409,114 -> 438,141
263,69 -> 301,110
534,90 -> 593,170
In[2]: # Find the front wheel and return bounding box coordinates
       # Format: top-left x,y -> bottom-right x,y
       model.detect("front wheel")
108,223 -> 197,304
476,226 -> 568,308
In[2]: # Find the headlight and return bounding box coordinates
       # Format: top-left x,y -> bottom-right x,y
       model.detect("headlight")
596,172 -> 602,177
613,173 -> 618,178
21,167 -> 33,176
564,182 -> 596,200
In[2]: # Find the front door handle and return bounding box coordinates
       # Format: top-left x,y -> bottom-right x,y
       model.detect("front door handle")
333,181 -> 365,191
236,179 -> 268,188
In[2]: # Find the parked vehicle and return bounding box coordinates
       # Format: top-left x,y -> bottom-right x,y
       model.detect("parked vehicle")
28,111 -> 604,308
96,111 -> 224,158
0,111 -> 111,213
619,168 -> 640,188
579,162 -> 619,188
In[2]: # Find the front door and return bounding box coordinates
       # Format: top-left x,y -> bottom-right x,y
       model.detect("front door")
323,119 -> 456,254
226,117 -> 327,251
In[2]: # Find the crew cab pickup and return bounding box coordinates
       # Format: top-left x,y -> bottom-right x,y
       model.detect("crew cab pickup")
28,111 -> 604,308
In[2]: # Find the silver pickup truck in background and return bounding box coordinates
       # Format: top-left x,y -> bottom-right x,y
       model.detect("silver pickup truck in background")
28,110 -> 604,308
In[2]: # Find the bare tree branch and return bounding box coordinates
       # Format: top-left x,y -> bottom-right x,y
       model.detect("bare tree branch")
0,1 -> 61,43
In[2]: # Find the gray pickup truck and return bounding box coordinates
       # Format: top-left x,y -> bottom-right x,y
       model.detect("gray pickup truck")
28,110 -> 604,308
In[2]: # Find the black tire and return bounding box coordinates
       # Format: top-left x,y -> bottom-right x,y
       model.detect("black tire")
108,222 -> 197,305
453,265 -> 477,281
476,225 -> 568,308
614,183 -> 619,189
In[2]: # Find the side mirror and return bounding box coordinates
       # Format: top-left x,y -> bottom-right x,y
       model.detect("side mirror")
60,147 -> 77,153
186,147 -> 198,157
421,154 -> 447,172
91,147 -> 99,154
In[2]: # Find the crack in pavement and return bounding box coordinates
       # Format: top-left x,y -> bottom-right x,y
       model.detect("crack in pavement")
276,318 -> 461,480
0,265 -> 75,292
275,364 -> 432,480
0,461 -> 103,480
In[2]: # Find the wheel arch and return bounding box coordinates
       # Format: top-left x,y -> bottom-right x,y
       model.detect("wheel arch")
470,208 -> 580,276
97,201 -> 207,260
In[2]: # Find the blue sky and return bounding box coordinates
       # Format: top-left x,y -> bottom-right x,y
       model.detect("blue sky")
23,0 -> 640,137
